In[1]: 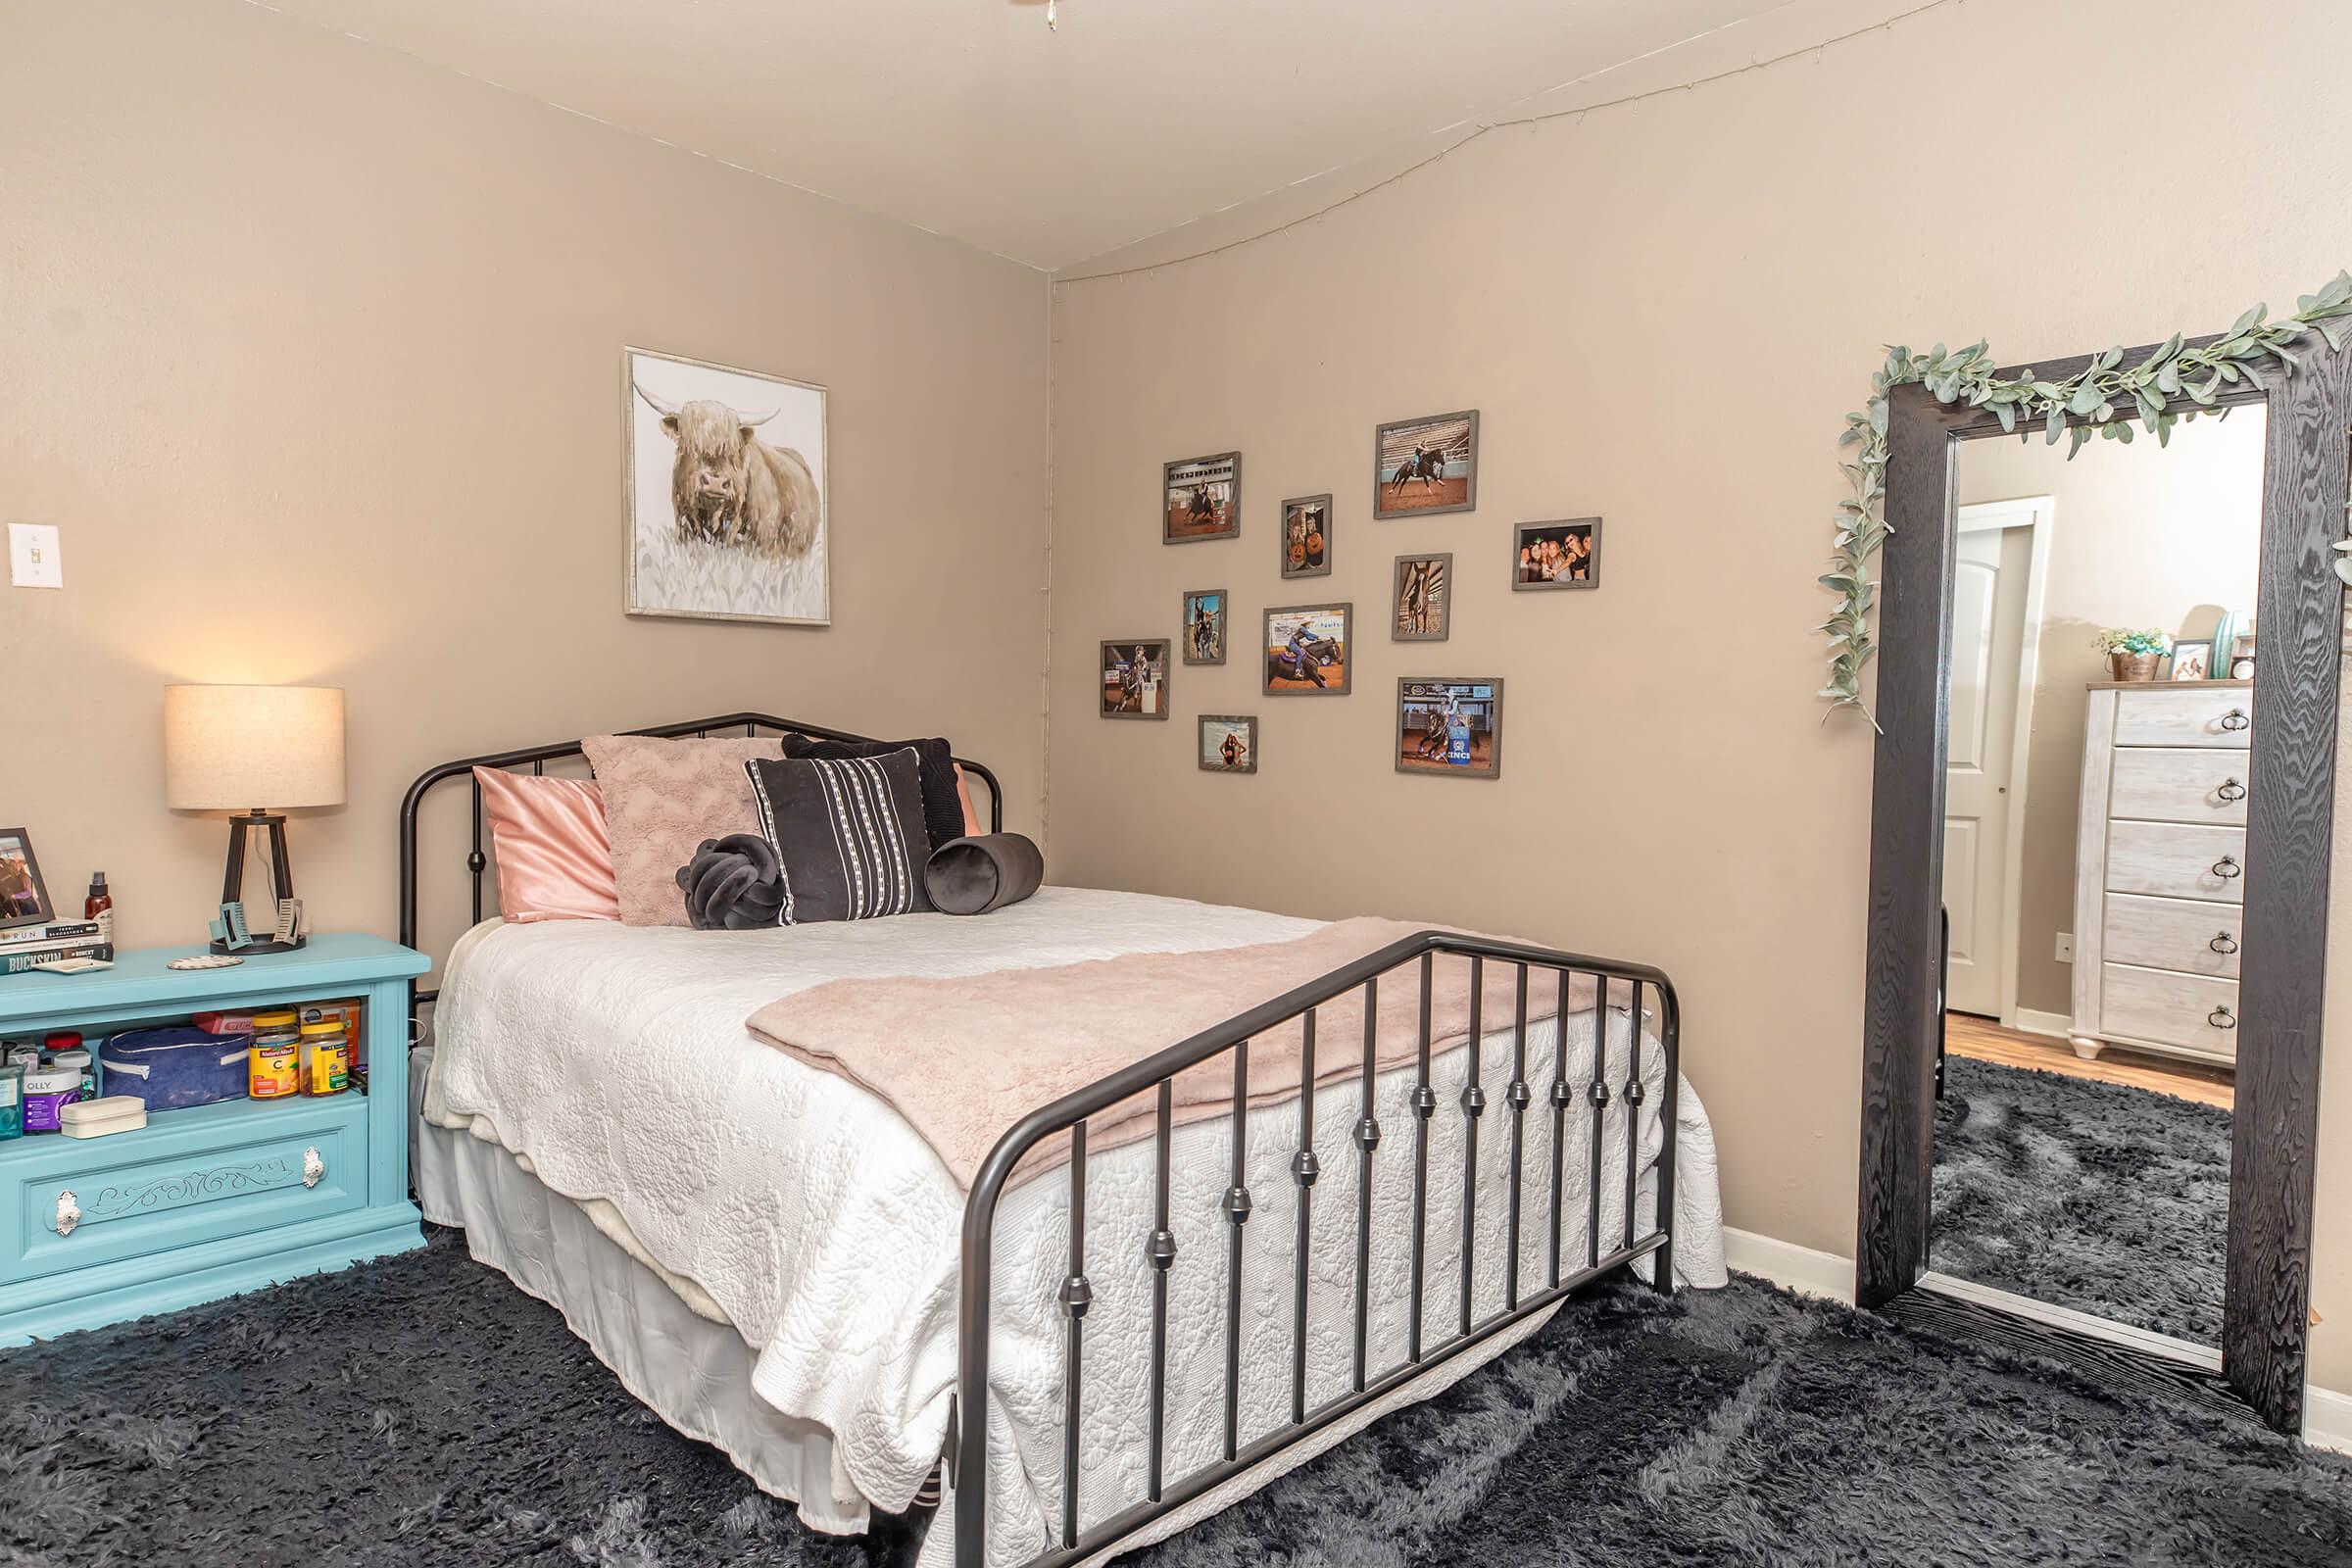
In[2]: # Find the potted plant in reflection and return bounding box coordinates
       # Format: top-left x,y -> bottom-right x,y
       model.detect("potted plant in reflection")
2095,627 -> 2173,682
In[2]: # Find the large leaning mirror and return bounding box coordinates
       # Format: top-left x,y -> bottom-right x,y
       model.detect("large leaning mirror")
1854,314 -> 2352,1437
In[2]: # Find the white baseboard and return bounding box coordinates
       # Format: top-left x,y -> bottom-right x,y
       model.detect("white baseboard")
2009,1007 -> 2074,1039
2306,1382 -> 2352,1455
1721,1226 -> 1854,1305
1721,1227 -> 2352,1448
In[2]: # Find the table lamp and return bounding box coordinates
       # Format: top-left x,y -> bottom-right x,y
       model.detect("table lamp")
165,684 -> 346,955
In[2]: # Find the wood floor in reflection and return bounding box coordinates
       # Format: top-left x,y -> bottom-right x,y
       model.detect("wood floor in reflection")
1943,1013 -> 2233,1111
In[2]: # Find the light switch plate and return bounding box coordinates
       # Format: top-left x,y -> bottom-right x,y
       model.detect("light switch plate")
8,523 -> 63,589
2054,933 -> 2074,963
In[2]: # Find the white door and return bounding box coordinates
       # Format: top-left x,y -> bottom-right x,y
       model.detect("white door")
1942,517 -> 2034,1017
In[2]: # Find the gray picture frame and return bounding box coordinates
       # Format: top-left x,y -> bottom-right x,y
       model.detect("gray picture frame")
1373,410 -> 1480,520
1100,639 -> 1172,720
1262,601 -> 1353,697
1511,516 -> 1601,592
1199,714 -> 1259,775
1180,588 -> 1229,665
1394,678 -> 1504,780
621,345 -> 832,626
1280,493 -> 1334,579
1392,552 -> 1452,642
1163,451 -> 1243,545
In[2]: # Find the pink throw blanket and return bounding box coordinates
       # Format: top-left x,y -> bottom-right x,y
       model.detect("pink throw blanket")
743,917 -> 1607,1192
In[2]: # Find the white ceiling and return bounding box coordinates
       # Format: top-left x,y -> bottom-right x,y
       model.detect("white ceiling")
250,0 -> 1821,271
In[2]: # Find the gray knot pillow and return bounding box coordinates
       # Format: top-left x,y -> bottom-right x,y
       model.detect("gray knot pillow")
675,833 -> 787,929
923,833 -> 1044,916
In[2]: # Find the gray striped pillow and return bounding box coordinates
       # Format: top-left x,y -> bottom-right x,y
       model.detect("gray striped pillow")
744,749 -> 934,924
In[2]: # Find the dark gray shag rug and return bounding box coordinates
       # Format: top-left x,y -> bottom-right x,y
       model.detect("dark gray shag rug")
1933,1054 -> 2230,1343
5,1227 -> 2346,1567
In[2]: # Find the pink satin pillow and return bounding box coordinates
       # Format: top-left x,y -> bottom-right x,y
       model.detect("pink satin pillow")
474,767 -> 621,923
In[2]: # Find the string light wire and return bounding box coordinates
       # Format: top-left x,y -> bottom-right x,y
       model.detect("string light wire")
1057,0 -> 1957,283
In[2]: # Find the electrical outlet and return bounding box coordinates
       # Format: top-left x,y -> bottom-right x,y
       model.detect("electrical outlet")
2055,933 -> 2074,963
8,523 -> 63,589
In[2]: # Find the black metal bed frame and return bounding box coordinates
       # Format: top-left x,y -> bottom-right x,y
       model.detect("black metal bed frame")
398,712 -> 1679,1568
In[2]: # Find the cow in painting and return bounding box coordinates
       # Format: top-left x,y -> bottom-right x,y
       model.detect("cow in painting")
633,384 -> 820,559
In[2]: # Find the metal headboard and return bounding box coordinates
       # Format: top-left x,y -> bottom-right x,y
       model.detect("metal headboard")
397,711 -> 1004,1015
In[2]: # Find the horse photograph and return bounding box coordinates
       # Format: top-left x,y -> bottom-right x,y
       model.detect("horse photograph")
1101,639 -> 1171,719
1373,410 -> 1478,519
624,347 -> 829,624
1395,678 -> 1503,778
1163,451 -> 1241,543
1263,602 -> 1352,696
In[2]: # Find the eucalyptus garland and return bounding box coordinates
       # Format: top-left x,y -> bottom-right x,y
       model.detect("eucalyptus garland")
1819,270 -> 2352,725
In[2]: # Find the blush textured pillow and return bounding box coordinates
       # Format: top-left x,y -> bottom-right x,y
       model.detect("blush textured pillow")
473,768 -> 619,923
746,750 -> 933,923
782,733 -> 963,851
582,734 -> 784,926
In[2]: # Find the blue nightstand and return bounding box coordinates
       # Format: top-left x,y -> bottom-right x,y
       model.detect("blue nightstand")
0,934 -> 429,1346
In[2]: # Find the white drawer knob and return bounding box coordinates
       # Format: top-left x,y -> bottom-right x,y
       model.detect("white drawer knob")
55,1190 -> 80,1239
303,1148 -> 324,1189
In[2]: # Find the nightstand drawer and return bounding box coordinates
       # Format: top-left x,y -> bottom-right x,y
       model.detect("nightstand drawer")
4,1099 -> 367,1285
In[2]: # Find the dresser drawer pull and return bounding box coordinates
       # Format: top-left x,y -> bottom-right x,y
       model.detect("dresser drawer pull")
2209,1005 -> 2237,1030
55,1190 -> 80,1239
2220,709 -> 2250,732
2216,777 -> 2247,803
2212,855 -> 2242,880
303,1148 -> 325,1189
2210,931 -> 2239,955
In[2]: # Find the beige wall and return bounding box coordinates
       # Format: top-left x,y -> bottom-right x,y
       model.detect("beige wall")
0,0 -> 1049,961
1045,0 -> 2352,1393
1957,413 -> 2267,1019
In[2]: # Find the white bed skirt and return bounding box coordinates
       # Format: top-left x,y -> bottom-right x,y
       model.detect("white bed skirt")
410,1047 -> 880,1534
411,1048 -> 1621,1566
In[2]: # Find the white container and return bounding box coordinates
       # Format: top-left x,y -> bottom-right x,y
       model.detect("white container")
60,1095 -> 148,1139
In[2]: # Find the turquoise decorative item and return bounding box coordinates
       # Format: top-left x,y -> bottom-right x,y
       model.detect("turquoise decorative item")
0,933 -> 429,1346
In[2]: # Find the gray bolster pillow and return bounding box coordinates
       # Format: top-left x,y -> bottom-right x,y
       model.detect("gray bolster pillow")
923,833 -> 1044,916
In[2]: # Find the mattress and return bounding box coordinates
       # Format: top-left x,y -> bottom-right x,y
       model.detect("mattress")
421,887 -> 1726,1566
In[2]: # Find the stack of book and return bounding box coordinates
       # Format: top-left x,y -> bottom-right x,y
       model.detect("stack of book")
1,918 -> 114,975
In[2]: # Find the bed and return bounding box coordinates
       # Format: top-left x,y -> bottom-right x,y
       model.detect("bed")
400,713 -> 1726,1568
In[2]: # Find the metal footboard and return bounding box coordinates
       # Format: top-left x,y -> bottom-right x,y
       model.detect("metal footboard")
953,930 -> 1680,1567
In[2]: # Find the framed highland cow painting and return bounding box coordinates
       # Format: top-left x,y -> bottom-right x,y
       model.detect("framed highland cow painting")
623,346 -> 830,625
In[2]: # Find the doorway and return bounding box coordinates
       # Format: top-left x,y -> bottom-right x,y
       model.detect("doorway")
1941,500 -> 2046,1024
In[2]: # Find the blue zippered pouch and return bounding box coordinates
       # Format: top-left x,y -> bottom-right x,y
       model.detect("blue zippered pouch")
99,1026 -> 251,1111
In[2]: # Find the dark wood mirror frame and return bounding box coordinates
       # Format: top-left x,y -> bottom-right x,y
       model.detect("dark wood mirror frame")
1856,331 -> 2352,1435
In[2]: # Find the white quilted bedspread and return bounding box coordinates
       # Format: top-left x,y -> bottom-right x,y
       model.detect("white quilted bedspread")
423,888 -> 1725,1567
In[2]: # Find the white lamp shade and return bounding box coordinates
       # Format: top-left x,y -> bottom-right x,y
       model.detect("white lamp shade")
165,685 -> 347,810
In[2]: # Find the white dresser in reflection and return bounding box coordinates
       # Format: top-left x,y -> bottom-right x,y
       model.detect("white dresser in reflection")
2069,679 -> 2252,1066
